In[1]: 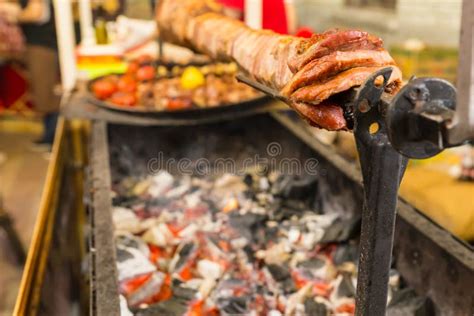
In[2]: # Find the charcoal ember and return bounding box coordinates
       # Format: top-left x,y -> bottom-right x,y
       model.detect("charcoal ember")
206,235 -> 229,257
116,247 -> 156,282
267,264 -> 296,293
132,178 -> 153,196
256,241 -> 291,264
110,171 -> 422,314
255,192 -> 272,207
134,297 -> 189,316
198,277 -> 217,298
178,223 -> 200,239
214,278 -> 249,296
242,244 -> 256,262
214,173 -> 247,195
113,177 -> 139,198
148,171 -> 175,197
217,296 -> 250,315
285,283 -> 313,315
116,247 -> 134,262
335,274 -> 356,298
132,284 -> 196,315
228,212 -> 268,241
271,174 -> 318,201
165,181 -> 191,199
126,271 -> 166,306
197,259 -> 223,279
229,212 -> 267,230
243,189 -> 257,201
113,207 -> 142,234
387,288 -> 435,316
171,285 -> 197,302
267,264 -> 291,281
119,295 -> 133,316
332,242 -> 359,266
170,242 -> 197,273
259,177 -> 270,191
116,233 -> 150,257
262,225 -> 279,244
142,223 -> 176,247
270,202 -> 306,222
112,194 -> 140,208
298,256 -> 326,270
243,173 -> 253,187
297,256 -> 337,281
304,298 -> 329,316
319,215 -> 361,243
144,197 -> 175,210
281,199 -> 308,213
200,197 -> 220,214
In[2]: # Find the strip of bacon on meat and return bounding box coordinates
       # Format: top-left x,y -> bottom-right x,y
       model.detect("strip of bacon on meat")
156,0 -> 403,130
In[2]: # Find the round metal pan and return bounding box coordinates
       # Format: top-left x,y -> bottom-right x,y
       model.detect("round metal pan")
86,74 -> 270,119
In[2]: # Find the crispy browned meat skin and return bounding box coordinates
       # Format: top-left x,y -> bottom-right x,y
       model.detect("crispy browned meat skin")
288,30 -> 384,72
292,66 -> 402,104
188,13 -> 247,61
156,0 -> 402,130
290,101 -> 347,131
282,50 -> 395,96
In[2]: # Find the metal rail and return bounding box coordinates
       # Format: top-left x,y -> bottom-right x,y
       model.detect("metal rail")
13,118 -> 66,316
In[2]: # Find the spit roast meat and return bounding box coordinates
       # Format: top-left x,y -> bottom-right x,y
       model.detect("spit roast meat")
156,0 -> 403,130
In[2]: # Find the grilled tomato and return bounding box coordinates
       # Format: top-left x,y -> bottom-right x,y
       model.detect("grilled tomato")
126,61 -> 140,75
166,98 -> 192,111
117,75 -> 137,93
110,92 -> 137,106
136,65 -> 156,81
92,79 -> 117,100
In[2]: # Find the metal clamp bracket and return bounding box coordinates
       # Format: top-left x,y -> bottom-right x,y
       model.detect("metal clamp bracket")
353,68 -> 408,316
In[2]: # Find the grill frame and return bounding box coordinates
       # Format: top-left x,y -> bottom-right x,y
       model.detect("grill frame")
87,113 -> 474,315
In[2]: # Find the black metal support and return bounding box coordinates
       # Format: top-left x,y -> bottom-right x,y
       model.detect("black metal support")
236,67 -> 465,314
353,69 -> 408,315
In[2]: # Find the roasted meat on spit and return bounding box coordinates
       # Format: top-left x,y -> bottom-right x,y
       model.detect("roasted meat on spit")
156,0 -> 403,130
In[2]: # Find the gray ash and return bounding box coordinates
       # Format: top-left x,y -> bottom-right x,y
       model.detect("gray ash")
111,171 -> 432,315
